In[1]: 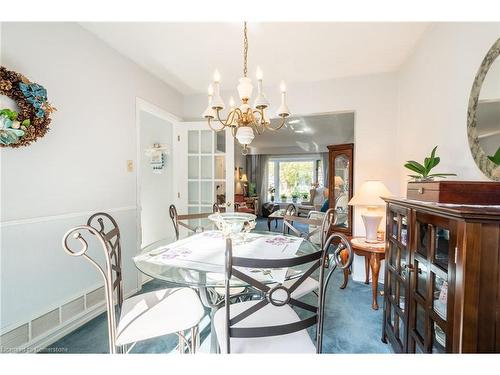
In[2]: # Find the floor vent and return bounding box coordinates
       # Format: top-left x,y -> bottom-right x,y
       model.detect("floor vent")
0,323 -> 29,352
1,284 -> 126,351
31,309 -> 60,339
86,286 -> 105,308
61,296 -> 85,323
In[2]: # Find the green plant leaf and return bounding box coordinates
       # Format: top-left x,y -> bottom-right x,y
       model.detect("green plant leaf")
9,111 -> 18,120
487,146 -> 500,165
405,160 -> 426,173
424,146 -> 441,173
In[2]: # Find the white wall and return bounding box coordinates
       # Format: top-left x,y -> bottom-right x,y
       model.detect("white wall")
397,23 -> 500,194
185,72 -> 400,282
0,23 -> 183,334
139,111 -> 174,248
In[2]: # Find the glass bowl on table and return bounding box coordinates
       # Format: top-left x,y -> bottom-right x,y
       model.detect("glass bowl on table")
208,212 -> 257,238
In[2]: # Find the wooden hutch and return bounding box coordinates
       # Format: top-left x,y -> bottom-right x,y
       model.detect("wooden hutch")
382,197 -> 500,353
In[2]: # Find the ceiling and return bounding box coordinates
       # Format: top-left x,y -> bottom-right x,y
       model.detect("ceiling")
81,22 -> 430,95
248,112 -> 355,154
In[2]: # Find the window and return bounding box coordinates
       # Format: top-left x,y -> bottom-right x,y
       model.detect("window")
267,156 -> 322,201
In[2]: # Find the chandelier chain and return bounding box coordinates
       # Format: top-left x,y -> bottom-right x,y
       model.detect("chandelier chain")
243,21 -> 248,77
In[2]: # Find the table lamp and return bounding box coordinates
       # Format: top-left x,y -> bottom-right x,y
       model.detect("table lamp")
348,180 -> 392,243
334,176 -> 344,187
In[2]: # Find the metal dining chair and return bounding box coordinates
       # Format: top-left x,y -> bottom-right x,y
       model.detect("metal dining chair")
169,204 -> 246,301
62,212 -> 205,354
214,232 -> 353,353
169,204 -> 219,240
278,208 -> 337,298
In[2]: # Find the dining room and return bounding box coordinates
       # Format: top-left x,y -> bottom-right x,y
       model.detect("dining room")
2,3 -> 500,374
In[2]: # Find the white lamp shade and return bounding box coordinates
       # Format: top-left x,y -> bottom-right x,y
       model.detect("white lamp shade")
202,105 -> 215,119
348,180 -> 392,207
235,126 -> 255,146
254,93 -> 270,109
237,77 -> 253,100
334,176 -> 344,187
212,95 -> 225,110
277,103 -> 290,117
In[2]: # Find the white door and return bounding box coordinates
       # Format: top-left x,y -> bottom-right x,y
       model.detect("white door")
173,121 -> 235,219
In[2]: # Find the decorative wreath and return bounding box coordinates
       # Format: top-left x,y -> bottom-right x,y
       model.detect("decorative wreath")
0,66 -> 56,148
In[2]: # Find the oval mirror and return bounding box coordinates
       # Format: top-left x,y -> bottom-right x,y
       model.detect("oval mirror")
468,37 -> 500,181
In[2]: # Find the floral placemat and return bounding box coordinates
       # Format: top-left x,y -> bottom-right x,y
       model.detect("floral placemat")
135,231 -> 303,284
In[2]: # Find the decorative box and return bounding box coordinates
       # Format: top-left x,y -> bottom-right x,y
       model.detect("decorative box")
406,181 -> 500,205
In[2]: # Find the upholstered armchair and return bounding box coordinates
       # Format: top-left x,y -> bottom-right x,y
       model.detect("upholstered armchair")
234,194 -> 259,215
297,186 -> 327,216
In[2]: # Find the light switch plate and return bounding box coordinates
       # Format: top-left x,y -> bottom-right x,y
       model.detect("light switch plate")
127,160 -> 134,172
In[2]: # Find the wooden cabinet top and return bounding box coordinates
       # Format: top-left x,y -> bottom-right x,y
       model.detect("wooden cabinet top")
383,197 -> 500,221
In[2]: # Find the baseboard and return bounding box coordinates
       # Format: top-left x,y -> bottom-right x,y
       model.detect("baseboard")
1,286 -> 140,353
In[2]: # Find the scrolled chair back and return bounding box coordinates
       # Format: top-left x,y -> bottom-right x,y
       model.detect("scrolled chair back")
169,204 -> 220,240
61,212 -> 123,353
317,230 -> 353,352
319,208 -> 337,247
284,203 -> 297,216
222,229 -> 353,353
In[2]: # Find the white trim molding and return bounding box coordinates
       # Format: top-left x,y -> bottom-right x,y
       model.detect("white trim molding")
0,206 -> 136,227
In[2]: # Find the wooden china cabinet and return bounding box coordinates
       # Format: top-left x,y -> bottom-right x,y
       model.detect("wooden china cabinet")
382,197 -> 500,353
327,143 -> 354,236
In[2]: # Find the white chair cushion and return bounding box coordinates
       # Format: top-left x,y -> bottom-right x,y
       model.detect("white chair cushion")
214,286 -> 247,296
115,287 -> 204,346
214,300 -> 316,353
283,277 -> 319,299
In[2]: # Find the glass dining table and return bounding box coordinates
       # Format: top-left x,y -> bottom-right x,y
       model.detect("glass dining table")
133,230 -> 321,353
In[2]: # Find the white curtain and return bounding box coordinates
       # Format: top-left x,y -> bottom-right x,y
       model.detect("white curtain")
321,152 -> 329,188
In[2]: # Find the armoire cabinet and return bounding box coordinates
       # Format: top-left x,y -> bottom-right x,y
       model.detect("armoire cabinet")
382,197 -> 500,353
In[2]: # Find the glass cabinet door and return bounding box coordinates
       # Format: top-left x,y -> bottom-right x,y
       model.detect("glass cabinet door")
383,204 -> 410,352
407,212 -> 456,353
328,144 -> 353,236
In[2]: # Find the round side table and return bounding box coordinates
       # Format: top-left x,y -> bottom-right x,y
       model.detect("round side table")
341,237 -> 385,310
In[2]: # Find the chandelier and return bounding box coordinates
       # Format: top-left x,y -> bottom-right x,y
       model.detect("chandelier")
203,22 -> 290,155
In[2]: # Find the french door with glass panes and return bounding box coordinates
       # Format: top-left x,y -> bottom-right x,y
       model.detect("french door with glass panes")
173,122 -> 234,218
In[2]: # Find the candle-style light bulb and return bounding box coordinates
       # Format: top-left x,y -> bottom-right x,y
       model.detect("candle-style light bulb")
208,84 -> 214,96
280,81 -> 287,93
213,69 -> 221,83
229,96 -> 235,108
256,66 -> 263,80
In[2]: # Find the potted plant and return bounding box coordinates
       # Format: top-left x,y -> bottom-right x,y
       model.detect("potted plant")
404,146 -> 456,181
291,191 -> 300,203
280,193 -> 287,202
268,185 -> 276,202
302,192 -> 309,201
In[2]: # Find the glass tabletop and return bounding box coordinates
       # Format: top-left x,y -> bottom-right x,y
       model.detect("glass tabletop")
134,230 -> 320,288
269,209 -> 286,218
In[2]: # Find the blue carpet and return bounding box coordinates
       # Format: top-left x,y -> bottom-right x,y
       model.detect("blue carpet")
43,219 -> 391,354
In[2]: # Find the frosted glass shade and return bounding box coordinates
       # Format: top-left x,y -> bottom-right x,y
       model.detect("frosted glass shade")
348,180 -> 392,207
202,105 -> 215,119
235,126 -> 255,146
254,93 -> 269,109
237,77 -> 253,100
212,95 -> 225,110
277,102 -> 290,117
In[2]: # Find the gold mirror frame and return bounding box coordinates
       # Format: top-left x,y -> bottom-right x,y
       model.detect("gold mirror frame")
467,37 -> 500,181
